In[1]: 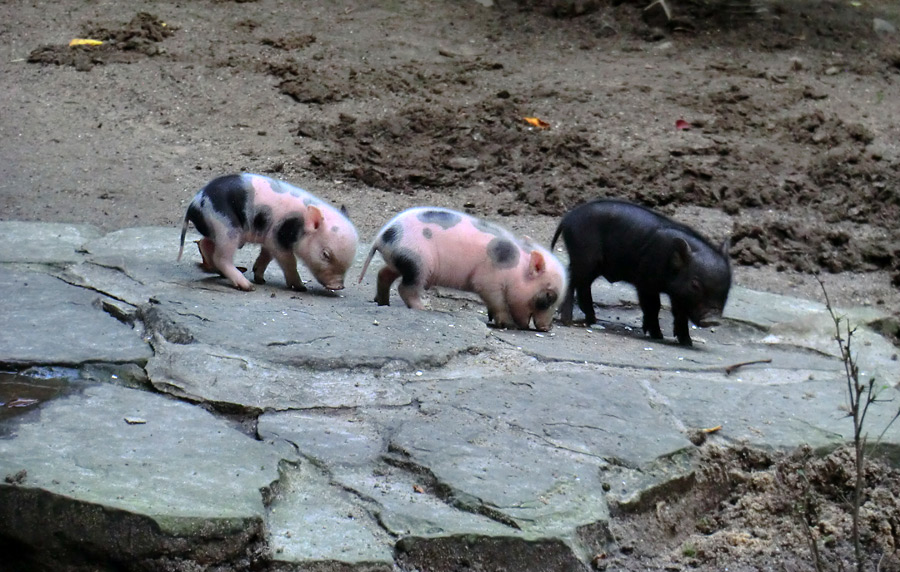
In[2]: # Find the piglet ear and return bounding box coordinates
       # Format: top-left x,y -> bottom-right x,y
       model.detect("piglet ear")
672,237 -> 692,270
305,205 -> 324,232
528,250 -> 547,278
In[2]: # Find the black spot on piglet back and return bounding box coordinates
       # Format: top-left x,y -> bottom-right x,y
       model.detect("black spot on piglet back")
393,247 -> 421,287
534,290 -> 558,311
381,224 -> 402,245
487,238 -> 520,269
206,174 -> 251,230
275,215 -> 305,250
187,201 -> 213,239
417,209 -> 461,230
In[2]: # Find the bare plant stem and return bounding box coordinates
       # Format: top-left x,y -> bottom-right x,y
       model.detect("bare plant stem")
818,277 -> 867,572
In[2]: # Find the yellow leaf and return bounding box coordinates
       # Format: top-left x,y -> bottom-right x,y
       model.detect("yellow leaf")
69,38 -> 104,47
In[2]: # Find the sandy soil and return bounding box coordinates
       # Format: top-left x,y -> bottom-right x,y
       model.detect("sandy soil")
2,0 -> 899,569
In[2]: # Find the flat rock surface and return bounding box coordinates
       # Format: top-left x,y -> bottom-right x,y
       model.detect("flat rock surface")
0,269 -> 152,366
1,221 -> 899,570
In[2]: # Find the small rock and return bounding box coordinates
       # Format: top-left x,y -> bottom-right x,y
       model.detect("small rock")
873,18 -> 896,35
4,469 -> 27,485
824,66 -> 840,76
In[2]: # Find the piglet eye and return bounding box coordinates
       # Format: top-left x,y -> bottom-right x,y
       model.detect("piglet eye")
323,250 -> 332,262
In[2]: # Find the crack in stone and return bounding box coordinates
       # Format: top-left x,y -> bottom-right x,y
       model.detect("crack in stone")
265,445 -> 400,542
545,420 -> 617,432
452,404 -> 609,461
267,335 -> 336,347
172,310 -> 212,322
383,450 -> 522,531
79,259 -> 154,289
52,271 -> 136,307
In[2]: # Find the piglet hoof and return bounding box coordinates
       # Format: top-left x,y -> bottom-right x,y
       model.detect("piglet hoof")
676,335 -> 694,347
289,283 -> 308,293
253,276 -> 266,285
235,282 -> 255,292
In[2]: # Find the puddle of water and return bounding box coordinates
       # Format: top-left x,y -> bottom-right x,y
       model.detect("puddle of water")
0,368 -> 76,423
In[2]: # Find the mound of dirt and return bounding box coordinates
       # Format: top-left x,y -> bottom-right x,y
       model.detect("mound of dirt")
27,12 -> 173,71
604,445 -> 900,571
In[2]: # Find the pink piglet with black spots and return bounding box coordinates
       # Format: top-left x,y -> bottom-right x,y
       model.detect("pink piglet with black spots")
359,207 -> 568,331
178,173 -> 358,292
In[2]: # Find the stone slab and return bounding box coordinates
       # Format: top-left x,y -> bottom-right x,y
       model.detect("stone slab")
266,461 -> 395,567
0,382 -> 282,561
143,288 -> 489,371
656,374 -> 900,456
0,269 -> 152,366
147,339 -> 412,410
493,321 -> 843,378
0,221 -> 100,264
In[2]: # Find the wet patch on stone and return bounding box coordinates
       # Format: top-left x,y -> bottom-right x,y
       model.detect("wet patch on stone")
0,370 -> 73,424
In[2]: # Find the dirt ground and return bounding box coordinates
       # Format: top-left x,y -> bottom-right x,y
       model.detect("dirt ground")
2,0 -> 900,569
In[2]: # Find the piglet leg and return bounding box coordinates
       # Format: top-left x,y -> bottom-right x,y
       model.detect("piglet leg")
273,251 -> 307,291
196,238 -> 217,272
637,288 -> 664,340
480,289 -> 515,329
375,267 -> 399,306
252,248 -> 273,284
398,282 -> 427,310
210,244 -> 254,291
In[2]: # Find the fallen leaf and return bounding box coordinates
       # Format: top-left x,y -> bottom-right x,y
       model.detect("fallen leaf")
676,118 -> 692,130
124,417 -> 147,425
413,484 -> 425,494
69,38 -> 104,47
523,117 -> 550,129
702,425 -> 722,433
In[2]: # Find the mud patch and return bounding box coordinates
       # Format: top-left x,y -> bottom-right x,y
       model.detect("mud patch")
731,217 -> 900,274
304,99 -> 601,212
27,12 -> 173,71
